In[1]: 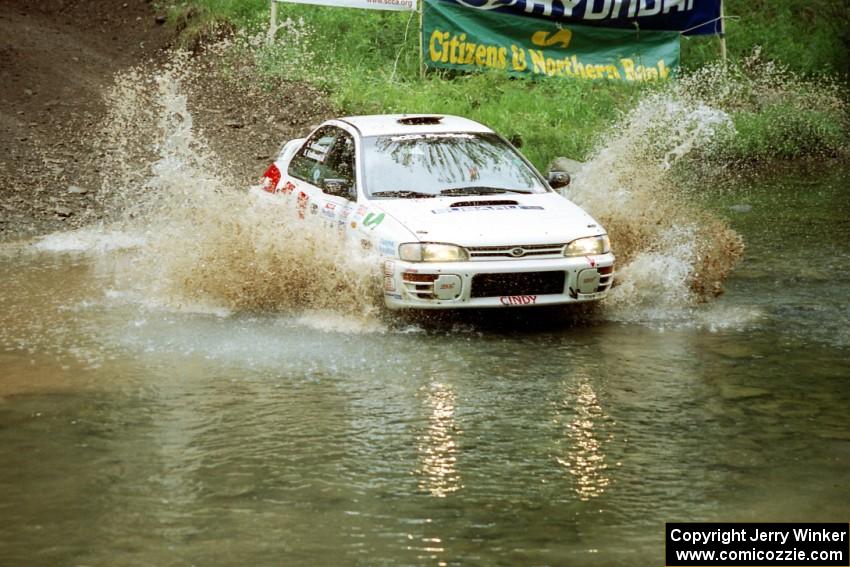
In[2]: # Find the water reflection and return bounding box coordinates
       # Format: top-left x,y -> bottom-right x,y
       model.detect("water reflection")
555,380 -> 611,501
416,382 -> 461,498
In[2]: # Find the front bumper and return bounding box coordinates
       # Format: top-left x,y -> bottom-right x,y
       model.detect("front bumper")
382,254 -> 615,310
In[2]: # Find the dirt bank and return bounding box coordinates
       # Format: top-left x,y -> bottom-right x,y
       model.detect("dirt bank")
0,0 -> 332,239
0,0 -> 169,237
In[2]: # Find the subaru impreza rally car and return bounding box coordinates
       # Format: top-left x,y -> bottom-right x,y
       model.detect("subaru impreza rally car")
252,114 -> 614,309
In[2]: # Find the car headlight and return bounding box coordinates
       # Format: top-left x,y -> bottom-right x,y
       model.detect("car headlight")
399,243 -> 469,262
564,235 -> 610,256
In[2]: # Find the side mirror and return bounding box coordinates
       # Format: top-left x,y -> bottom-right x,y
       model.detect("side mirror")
323,178 -> 355,200
547,170 -> 571,189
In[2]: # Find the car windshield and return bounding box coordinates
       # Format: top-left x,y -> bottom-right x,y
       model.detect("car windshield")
362,132 -> 548,198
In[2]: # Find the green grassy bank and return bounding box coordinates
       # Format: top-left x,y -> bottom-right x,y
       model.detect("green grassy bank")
164,0 -> 849,169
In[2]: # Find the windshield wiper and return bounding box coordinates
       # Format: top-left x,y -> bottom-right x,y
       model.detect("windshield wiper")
440,186 -> 534,196
370,190 -> 434,199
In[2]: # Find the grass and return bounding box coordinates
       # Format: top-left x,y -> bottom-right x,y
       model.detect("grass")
163,0 -> 849,169
682,0 -> 849,75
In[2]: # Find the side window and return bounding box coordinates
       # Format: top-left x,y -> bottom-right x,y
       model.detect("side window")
322,132 -> 356,200
289,126 -> 357,200
288,127 -> 339,187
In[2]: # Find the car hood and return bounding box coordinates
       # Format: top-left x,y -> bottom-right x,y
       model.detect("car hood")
371,193 -> 603,246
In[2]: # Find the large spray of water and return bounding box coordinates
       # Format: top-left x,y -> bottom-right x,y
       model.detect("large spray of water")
95,53 -> 382,318
565,92 -> 745,321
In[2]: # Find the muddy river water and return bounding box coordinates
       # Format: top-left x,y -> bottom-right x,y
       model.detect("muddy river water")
1,164 -> 848,565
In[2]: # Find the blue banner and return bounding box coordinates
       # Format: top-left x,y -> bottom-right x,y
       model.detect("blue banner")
441,0 -> 722,36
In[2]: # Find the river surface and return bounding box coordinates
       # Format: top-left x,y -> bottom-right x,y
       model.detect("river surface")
1,164 -> 848,566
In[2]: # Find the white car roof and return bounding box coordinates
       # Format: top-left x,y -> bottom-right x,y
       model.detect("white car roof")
337,114 -> 495,137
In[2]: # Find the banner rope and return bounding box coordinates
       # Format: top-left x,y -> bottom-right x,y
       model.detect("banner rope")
679,14 -> 739,37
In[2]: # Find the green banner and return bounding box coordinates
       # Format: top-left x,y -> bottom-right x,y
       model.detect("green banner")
423,0 -> 680,82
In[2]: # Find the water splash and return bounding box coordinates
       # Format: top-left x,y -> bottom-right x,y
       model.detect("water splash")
34,229 -> 146,254
92,52 -> 383,322
678,51 -> 849,162
566,87 -> 745,324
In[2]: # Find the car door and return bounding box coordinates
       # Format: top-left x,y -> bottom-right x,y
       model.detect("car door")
286,125 -> 357,226
319,128 -> 359,234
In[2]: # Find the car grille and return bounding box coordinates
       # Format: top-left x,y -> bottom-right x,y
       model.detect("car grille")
467,243 -> 566,260
470,271 -> 566,298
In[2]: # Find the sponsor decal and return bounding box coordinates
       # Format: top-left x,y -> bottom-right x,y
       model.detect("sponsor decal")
532,28 -> 572,48
297,192 -> 308,218
356,205 -> 367,217
586,256 -> 596,267
363,212 -> 385,229
432,205 -> 545,214
320,201 -> 337,219
378,238 -> 397,256
499,295 -> 538,306
282,181 -> 296,194
351,221 -> 358,229
578,291 -> 606,300
384,260 -> 396,291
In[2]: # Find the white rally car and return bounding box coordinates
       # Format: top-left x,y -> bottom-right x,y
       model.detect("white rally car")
253,114 -> 614,309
